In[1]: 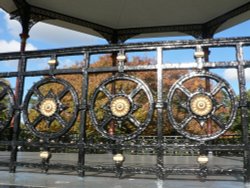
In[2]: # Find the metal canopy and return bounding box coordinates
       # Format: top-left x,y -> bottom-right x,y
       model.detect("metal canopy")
0,0 -> 250,42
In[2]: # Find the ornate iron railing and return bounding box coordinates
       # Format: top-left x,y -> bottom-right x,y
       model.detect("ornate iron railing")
0,37 -> 249,180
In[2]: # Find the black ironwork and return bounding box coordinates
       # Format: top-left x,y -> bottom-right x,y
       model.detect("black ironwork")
0,36 -> 249,182
89,74 -> 154,141
9,0 -> 250,41
23,77 -> 79,139
167,71 -> 238,141
236,43 -> 250,182
77,53 -> 90,177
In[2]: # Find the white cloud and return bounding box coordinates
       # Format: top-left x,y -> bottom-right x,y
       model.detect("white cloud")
223,69 -> 237,81
0,39 -> 37,52
30,22 -> 104,47
59,59 -> 76,67
0,39 -> 37,69
1,8 -> 105,48
245,68 -> 250,81
2,9 -> 21,39
1,10 -> 36,51
223,68 -> 250,82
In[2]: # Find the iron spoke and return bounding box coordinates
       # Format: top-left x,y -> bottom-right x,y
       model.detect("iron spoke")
211,81 -> 225,96
211,115 -> 225,130
129,83 -> 143,99
175,92 -> 188,109
100,86 -> 112,99
58,86 -> 69,99
54,113 -> 67,128
128,115 -> 141,128
176,83 -> 192,97
100,116 -> 112,129
215,103 -> 224,111
179,114 -> 193,129
30,115 -> 43,128
33,86 -> 44,100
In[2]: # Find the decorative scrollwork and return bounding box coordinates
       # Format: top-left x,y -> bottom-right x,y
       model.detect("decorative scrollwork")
166,71 -> 237,141
0,81 -> 15,132
23,77 -> 79,139
89,74 -> 154,141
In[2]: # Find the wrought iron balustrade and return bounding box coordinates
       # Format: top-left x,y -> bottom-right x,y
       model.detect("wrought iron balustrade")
0,37 -> 249,180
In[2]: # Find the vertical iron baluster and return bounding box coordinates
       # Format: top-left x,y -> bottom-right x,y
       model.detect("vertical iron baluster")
236,43 -> 250,182
156,47 -> 164,179
78,52 -> 90,176
10,55 -> 27,173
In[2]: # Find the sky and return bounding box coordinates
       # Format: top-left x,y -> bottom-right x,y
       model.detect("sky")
0,8 -> 250,93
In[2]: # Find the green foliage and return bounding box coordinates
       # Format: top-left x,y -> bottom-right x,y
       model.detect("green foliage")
231,89 -> 250,134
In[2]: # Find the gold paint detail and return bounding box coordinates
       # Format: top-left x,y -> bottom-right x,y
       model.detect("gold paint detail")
48,59 -> 57,65
194,51 -> 205,58
39,98 -> 57,117
190,94 -> 213,116
110,97 -> 130,117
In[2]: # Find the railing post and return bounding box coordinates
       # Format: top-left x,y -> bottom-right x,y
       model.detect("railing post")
156,47 -> 164,179
9,54 -> 27,173
236,43 -> 250,183
78,52 -> 90,176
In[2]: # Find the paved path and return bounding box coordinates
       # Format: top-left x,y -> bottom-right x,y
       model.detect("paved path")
0,152 -> 247,187
0,171 -> 248,188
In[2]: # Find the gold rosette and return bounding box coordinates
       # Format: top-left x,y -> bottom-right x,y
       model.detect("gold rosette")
110,97 -> 130,117
190,94 -> 212,116
39,98 -> 57,117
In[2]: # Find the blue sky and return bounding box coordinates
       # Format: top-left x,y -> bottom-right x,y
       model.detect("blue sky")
0,8 -> 250,94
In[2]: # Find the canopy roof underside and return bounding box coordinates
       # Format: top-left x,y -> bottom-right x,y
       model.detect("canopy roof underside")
1,0 -> 250,42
